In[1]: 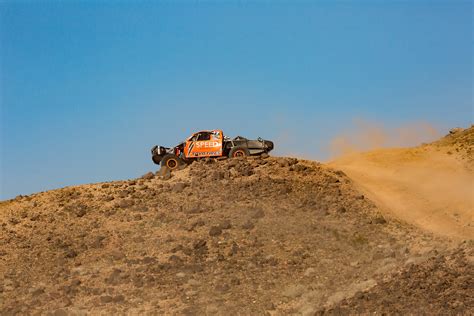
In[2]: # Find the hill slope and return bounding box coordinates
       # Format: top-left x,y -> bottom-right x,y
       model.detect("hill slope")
1,133 -> 472,314
330,126 -> 474,240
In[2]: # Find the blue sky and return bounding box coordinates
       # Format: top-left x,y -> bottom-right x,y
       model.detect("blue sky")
1,0 -> 472,200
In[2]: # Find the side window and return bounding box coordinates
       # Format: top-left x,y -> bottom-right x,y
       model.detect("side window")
211,131 -> 221,140
197,133 -> 211,141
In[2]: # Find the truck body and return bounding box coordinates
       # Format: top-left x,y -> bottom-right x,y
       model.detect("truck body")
151,129 -> 274,170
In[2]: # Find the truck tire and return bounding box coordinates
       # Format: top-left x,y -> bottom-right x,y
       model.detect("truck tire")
152,155 -> 163,165
161,154 -> 182,170
229,146 -> 250,158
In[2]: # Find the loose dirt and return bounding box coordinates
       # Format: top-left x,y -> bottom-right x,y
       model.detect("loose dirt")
330,126 -> 474,240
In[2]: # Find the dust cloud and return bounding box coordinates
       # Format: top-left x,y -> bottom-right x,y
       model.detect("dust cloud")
329,119 -> 440,158
329,123 -> 474,239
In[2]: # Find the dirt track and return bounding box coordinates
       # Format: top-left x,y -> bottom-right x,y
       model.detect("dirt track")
0,128 -> 473,315
330,147 -> 474,240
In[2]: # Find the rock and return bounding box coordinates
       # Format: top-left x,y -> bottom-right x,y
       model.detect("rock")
242,220 -> 255,230
61,297 -> 72,307
110,250 -> 126,261
210,171 -> 225,180
283,284 -> 306,298
264,255 -> 279,266
116,199 -> 134,209
204,157 -> 214,164
117,190 -> 129,198
374,261 -> 397,275
113,294 -> 125,303
372,215 -> 387,225
228,160 -> 239,168
76,207 -> 87,218
176,272 -> 186,278
106,269 -> 122,285
71,279 -> 81,287
158,167 -> 172,180
240,168 -> 254,177
353,279 -> 377,292
65,249 -> 77,258
185,206 -> 204,214
299,304 -> 317,316
288,158 -> 298,165
399,246 -> 410,255
142,172 -> 155,180
184,290 -> 198,298
230,277 -> 240,285
449,127 -> 464,134
304,267 -> 316,276
173,182 -> 187,193
9,217 -> 20,225
187,279 -> 200,287
326,279 -> 377,307
334,170 -> 346,177
53,309 -> 68,316
264,301 -> 275,310
278,160 -> 290,168
169,255 -> 184,264
337,206 -> 347,214
101,183 -> 110,188
250,208 -> 265,219
228,242 -> 239,256
215,283 -> 230,293
134,206 -> 149,213
31,287 -> 45,297
405,256 -> 425,266
102,195 -> 114,202
133,275 -> 144,288
279,186 -> 292,195
209,226 -> 222,237
100,295 -> 113,303
293,164 -> 307,172
219,220 -> 232,230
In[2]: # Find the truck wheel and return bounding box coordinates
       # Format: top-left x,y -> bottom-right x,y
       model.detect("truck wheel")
229,146 -> 250,158
161,154 -> 182,170
152,155 -> 163,165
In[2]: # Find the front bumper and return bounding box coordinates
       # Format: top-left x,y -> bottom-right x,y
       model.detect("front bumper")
264,140 -> 274,152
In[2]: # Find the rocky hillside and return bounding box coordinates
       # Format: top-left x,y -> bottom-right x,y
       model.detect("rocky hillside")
322,243 -> 473,315
430,126 -> 474,166
0,155 -> 471,314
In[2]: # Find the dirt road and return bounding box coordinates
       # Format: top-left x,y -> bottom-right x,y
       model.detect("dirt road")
330,132 -> 474,240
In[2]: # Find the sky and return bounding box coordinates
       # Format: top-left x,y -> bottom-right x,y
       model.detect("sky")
0,0 -> 472,200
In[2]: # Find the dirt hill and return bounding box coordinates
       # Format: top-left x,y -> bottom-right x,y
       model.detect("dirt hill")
330,126 -> 474,240
1,130 -> 473,315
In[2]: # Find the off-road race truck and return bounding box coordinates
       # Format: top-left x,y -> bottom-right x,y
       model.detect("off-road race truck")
151,129 -> 274,170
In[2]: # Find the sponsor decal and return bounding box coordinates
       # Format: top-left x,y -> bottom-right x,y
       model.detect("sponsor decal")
193,151 -> 221,157
187,141 -> 195,156
195,141 -> 220,148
